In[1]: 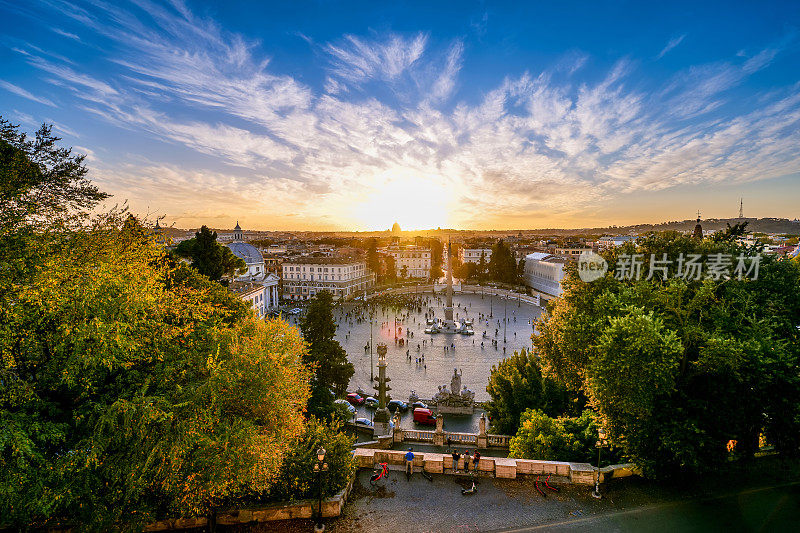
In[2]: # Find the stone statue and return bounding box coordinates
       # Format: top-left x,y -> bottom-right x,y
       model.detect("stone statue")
451,368 -> 462,396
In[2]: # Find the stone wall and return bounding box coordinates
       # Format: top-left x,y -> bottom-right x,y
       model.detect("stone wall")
352,448 -> 638,485
145,474 -> 356,531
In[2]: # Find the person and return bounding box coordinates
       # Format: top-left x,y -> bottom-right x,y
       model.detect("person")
452,450 -> 461,473
405,448 -> 415,479
463,450 -> 471,472
472,450 -> 481,472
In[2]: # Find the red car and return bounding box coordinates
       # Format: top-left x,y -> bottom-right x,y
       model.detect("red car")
346,393 -> 364,406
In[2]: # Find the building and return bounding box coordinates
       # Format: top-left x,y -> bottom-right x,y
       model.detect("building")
459,247 -> 492,264
225,222 -> 280,314
555,245 -> 593,257
692,214 -> 703,240
524,252 -> 568,298
598,235 -> 633,249
380,244 -> 432,278
229,278 -> 280,318
282,257 -> 375,300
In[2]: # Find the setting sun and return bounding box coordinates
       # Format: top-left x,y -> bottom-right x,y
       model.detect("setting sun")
348,171 -> 452,231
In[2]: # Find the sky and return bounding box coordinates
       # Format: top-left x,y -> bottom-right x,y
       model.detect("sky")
1,0 -> 799,231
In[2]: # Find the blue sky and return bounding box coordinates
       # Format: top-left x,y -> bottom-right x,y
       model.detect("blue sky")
1,0 -> 799,230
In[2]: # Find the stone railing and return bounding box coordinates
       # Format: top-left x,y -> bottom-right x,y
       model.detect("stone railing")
446,432 -> 478,445
487,434 -> 511,447
403,429 -> 435,442
352,448 -> 639,485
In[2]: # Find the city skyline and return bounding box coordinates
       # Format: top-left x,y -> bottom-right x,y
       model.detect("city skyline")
2,1 -> 800,230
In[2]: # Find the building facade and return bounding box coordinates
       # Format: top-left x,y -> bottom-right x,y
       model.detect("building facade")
225,222 -> 279,313
459,248 -> 492,264
380,244 -> 432,278
523,252 -> 567,298
282,257 -> 375,300
598,235 -> 633,249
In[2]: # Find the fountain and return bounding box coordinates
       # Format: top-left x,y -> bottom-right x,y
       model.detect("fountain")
433,368 -> 476,415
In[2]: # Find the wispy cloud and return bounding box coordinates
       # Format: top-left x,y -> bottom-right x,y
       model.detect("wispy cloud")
0,80 -> 56,106
17,1 -> 800,229
657,34 -> 686,59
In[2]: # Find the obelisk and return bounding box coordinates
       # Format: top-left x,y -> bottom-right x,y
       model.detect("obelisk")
444,238 -> 454,326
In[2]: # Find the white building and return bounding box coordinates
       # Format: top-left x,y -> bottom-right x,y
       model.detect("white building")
598,235 -> 633,249
380,244 -> 432,278
282,257 -> 375,300
225,222 -> 280,313
459,248 -> 492,264
524,253 -> 567,298
229,276 -> 280,318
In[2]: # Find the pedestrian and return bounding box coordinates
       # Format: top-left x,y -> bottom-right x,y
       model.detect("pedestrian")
452,450 -> 460,473
463,450 -> 471,472
405,447 -> 415,479
473,450 -> 481,472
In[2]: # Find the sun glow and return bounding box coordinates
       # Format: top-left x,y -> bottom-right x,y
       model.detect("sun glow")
347,171 -> 452,231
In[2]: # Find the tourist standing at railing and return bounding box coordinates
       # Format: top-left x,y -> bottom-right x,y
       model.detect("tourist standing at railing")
473,450 -> 481,472
452,450 -> 460,473
463,450 -> 471,472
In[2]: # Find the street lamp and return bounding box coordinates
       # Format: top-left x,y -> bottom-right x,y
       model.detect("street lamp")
314,447 -> 329,532
370,311 -> 374,382
503,296 -> 507,343
592,428 -> 608,499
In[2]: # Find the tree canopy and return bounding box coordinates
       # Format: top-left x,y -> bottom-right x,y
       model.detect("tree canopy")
173,226 -> 246,281
301,291 -> 355,417
533,232 -> 800,476
1,120 -> 313,529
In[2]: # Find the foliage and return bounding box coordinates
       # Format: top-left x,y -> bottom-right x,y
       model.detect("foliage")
429,238 -> 444,279
173,225 -> 246,281
489,239 -> 517,284
485,348 -> 581,435
0,117 -> 108,232
301,291 -> 354,418
0,220 -> 312,529
0,122 -> 312,529
265,418 -> 356,502
509,410 -> 614,464
533,231 -> 800,477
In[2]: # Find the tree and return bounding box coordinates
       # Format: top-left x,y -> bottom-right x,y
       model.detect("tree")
174,226 -> 246,281
0,220 -> 311,529
509,410 -> 609,464
485,349 -> 579,435
489,240 -> 517,284
0,118 -> 108,233
266,418 -> 356,502
366,238 -> 381,279
429,238 -> 444,279
533,232 -> 800,476
300,291 -> 354,417
477,252 -> 488,282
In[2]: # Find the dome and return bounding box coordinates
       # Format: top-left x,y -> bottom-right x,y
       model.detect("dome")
226,241 -> 263,265
392,221 -> 401,234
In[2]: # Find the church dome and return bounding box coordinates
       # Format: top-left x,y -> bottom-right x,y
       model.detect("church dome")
226,241 -> 263,266
391,221 -> 401,234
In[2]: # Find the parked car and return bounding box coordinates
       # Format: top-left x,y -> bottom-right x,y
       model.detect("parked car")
346,392 -> 365,406
411,401 -> 428,410
354,417 -> 373,427
413,408 -> 437,426
334,399 -> 356,414
364,396 -> 378,408
388,400 -> 408,412
289,308 -> 302,315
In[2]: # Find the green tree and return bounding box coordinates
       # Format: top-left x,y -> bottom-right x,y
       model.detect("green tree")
485,349 -> 578,435
174,226 -> 246,281
429,238 -> 444,279
366,238 -> 381,278
301,291 -> 354,417
534,232 -> 800,476
489,240 -> 517,284
1,221 -> 311,529
509,410 -> 606,464
266,418 -> 356,502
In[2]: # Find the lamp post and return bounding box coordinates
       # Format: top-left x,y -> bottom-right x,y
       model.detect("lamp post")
592,428 -> 608,499
314,447 -> 329,532
369,311 -> 374,382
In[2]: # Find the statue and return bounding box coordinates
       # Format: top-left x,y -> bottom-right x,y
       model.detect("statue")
451,368 -> 462,396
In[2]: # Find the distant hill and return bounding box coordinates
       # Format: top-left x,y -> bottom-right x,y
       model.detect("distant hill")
526,217 -> 800,237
